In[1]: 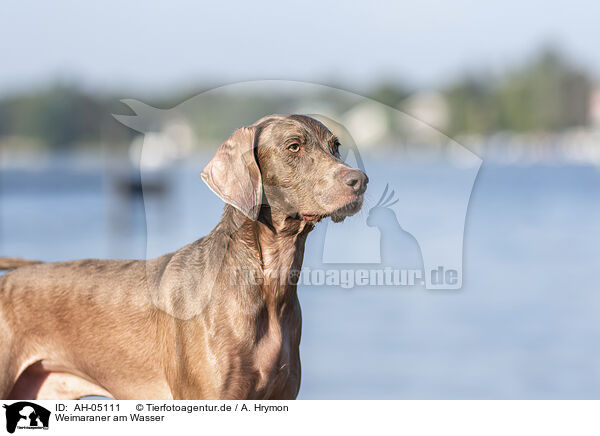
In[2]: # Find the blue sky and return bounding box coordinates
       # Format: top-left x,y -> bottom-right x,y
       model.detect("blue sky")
2,0 -> 599,96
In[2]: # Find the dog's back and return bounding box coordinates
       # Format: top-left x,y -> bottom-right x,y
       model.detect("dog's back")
0,258 -> 171,399
0,258 -> 42,270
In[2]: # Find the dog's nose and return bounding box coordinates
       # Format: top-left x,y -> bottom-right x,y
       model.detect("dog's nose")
342,169 -> 368,194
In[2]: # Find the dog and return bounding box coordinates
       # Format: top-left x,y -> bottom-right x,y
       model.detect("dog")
0,114 -> 368,399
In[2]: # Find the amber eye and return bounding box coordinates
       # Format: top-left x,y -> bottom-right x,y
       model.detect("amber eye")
288,143 -> 300,152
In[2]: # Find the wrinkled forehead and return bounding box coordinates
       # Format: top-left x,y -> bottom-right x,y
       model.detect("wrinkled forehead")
255,115 -> 334,147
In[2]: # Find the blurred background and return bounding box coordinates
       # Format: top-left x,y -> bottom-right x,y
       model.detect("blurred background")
1,0 -> 599,398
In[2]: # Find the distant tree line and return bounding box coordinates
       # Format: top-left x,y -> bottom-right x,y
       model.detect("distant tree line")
0,49 -> 594,150
370,48 -> 593,136
0,84 -> 135,150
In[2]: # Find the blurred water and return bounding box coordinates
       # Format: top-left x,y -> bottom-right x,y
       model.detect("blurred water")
1,158 -> 599,399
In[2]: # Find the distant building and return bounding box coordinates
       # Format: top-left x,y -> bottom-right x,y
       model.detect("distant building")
342,102 -> 390,148
402,91 -> 449,132
589,86 -> 600,127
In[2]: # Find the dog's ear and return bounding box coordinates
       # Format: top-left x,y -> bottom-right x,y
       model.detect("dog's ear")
201,127 -> 262,220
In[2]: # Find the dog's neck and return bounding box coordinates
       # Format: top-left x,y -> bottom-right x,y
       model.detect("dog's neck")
219,204 -> 313,303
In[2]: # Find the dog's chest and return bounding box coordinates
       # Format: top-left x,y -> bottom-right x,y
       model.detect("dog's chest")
251,311 -> 298,397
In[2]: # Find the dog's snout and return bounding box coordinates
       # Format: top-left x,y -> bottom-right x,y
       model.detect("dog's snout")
342,169 -> 368,194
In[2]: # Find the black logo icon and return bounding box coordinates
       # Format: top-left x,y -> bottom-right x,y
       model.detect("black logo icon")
2,402 -> 50,433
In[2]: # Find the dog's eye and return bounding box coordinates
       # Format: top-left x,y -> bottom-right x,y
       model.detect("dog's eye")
333,140 -> 341,154
287,143 -> 300,152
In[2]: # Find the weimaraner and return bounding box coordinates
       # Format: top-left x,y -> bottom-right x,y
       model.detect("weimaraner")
0,114 -> 368,399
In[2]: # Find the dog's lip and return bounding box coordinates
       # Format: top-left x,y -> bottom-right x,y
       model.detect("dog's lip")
332,197 -> 363,214
300,197 -> 364,222
301,214 -> 323,222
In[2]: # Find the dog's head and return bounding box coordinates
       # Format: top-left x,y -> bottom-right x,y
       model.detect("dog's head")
201,114 -> 368,224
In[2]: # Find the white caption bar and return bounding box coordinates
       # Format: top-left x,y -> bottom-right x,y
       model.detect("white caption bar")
2,400 -> 598,436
